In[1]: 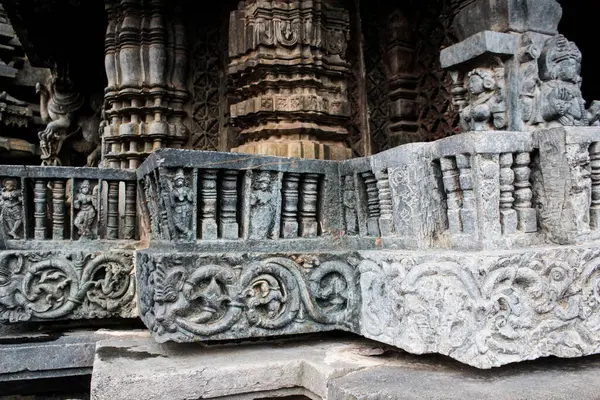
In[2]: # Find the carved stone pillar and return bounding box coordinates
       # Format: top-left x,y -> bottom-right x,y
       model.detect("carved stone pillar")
102,0 -> 189,169
440,0 -> 585,135
228,0 -> 352,160
34,180 -> 47,240
52,180 -> 66,240
384,9 -> 418,146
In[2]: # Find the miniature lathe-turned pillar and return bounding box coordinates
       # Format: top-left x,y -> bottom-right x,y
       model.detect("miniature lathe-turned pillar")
227,0 -> 353,160
102,0 -> 189,169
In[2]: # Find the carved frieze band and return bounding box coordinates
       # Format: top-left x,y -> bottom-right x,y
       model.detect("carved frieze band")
137,252 -> 360,342
0,250 -> 137,323
359,247 -> 600,368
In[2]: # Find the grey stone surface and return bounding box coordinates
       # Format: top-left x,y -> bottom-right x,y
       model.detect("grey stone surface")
440,31 -> 517,69
0,329 -> 145,382
91,335 -> 600,400
90,335 -> 390,400
452,0 -> 562,41
329,359 -> 600,400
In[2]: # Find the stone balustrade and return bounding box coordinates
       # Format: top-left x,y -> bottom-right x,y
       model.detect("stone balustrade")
136,149 -> 342,245
4,128 -> 600,368
0,165 -> 138,324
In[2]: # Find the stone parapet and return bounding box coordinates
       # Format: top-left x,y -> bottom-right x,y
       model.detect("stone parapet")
0,165 -> 139,324
5,125 -> 600,368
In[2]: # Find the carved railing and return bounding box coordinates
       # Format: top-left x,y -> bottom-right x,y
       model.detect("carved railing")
4,127 -> 600,369
136,129 -> 600,251
137,149 -> 342,245
0,165 -> 138,324
429,131 -> 539,249
0,166 -> 139,242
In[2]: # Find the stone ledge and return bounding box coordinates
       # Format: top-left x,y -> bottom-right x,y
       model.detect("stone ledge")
440,31 -> 517,69
136,242 -> 600,369
0,329 -> 147,382
90,335 -> 600,400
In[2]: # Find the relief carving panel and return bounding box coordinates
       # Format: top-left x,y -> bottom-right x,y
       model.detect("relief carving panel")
137,252 -> 360,342
359,247 -> 600,368
0,250 -> 136,322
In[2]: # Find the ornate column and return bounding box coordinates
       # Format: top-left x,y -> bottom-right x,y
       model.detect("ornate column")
52,180 -> 66,240
102,0 -> 189,169
384,9 -> 418,146
228,0 -> 353,160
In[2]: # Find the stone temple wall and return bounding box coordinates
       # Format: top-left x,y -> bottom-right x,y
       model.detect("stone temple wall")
6,0 -> 600,390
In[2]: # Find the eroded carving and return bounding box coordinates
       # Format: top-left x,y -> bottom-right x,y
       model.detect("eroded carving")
359,247 -> 600,368
518,33 -> 541,124
343,175 -> 358,236
460,66 -> 507,131
249,171 -> 278,240
170,169 -> 194,241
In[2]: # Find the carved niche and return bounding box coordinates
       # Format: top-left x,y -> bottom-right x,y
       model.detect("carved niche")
228,0 -> 353,160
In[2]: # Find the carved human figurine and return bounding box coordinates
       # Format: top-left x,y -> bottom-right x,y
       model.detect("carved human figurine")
536,35 -> 600,127
518,33 -> 541,123
170,169 -> 194,240
73,180 -> 97,239
249,171 -> 276,239
460,67 -> 507,131
0,179 -> 22,239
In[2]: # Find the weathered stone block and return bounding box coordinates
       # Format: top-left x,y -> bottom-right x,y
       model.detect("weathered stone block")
532,127 -> 599,244
452,0 -> 562,41
359,244 -> 600,368
136,251 -> 360,343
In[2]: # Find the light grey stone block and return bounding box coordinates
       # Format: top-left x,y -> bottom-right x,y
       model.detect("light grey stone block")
91,335 -> 600,400
452,0 -> 562,41
359,244 -> 600,368
440,31 -> 517,69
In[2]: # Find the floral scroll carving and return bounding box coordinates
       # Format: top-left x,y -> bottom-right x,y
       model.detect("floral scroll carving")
0,251 -> 136,323
137,253 -> 359,342
359,248 -> 600,368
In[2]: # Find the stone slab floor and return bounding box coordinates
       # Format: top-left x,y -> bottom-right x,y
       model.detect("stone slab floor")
91,332 -> 600,400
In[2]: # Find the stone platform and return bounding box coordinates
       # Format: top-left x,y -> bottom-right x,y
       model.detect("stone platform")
90,333 -> 600,400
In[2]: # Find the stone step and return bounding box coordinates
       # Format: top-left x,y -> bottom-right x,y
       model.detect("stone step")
90,333 -> 600,400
